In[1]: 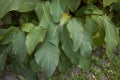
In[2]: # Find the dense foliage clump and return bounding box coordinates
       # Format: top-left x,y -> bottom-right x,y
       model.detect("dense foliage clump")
0,0 -> 120,79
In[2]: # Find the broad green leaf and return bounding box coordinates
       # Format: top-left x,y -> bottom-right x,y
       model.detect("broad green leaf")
103,0 -> 120,7
67,18 -> 84,52
85,16 -> 100,34
78,56 -> 90,70
79,32 -> 92,58
103,16 -> 119,54
21,23 -> 35,33
61,27 -> 80,64
0,0 -> 22,18
12,30 -> 27,62
26,27 -> 46,55
50,0 -> 67,22
17,0 -> 39,12
35,2 -> 52,28
35,42 -> 60,76
0,51 -> 7,71
46,22 -> 60,47
0,0 -> 39,18
68,0 -> 81,12
59,13 -> 71,26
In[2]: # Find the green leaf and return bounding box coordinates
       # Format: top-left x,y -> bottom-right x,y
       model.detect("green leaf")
103,0 -> 120,7
21,23 -> 35,33
26,27 -> 46,55
12,30 -> 27,62
0,31 -> 16,45
0,51 -> 7,71
85,16 -> 99,34
35,2 -> 52,28
78,56 -> 90,70
68,0 -> 81,12
35,42 -> 60,76
0,0 -> 22,18
0,0 -> 39,18
76,4 -> 103,16
17,0 -> 39,12
0,27 -> 17,45
61,27 -> 80,64
67,18 -> 84,52
79,32 -> 92,58
103,16 -> 119,54
46,22 -> 60,47
50,0 -> 67,22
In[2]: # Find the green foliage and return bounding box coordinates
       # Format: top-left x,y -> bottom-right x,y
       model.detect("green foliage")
0,0 -> 120,79
26,26 -> 46,55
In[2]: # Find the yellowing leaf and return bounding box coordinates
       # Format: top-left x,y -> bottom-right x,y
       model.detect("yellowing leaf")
60,13 -> 71,26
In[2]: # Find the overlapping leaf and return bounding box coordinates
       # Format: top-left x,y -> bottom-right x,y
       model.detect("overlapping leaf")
35,42 -> 60,76
79,32 -> 92,58
12,30 -> 27,62
17,0 -> 39,12
61,27 -> 80,64
50,0 -> 67,22
26,27 -> 47,55
68,0 -> 81,12
46,22 -> 60,47
59,13 -> 71,26
67,18 -> 84,52
35,2 -> 52,28
0,0 -> 39,18
0,27 -> 17,45
103,16 -> 119,54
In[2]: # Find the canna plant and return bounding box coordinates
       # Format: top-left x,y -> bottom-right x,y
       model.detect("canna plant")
0,0 -> 120,79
